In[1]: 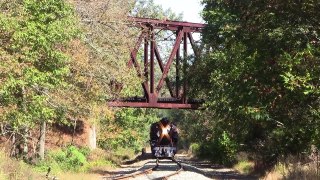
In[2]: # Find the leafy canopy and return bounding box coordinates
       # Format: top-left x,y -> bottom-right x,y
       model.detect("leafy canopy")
0,0 -> 78,131
189,0 -> 320,163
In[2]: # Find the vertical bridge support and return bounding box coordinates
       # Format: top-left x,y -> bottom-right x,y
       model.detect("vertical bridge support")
109,17 -> 205,109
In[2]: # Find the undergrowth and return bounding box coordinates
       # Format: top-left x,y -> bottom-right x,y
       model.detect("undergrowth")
0,149 -> 39,180
264,157 -> 320,180
233,160 -> 254,175
188,131 -> 238,166
0,145 -> 139,180
33,145 -> 115,174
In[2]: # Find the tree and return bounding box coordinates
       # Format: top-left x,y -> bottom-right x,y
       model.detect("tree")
191,0 -> 320,165
72,0 -> 141,98
0,0 -> 79,158
69,0 -> 143,150
132,0 -> 183,20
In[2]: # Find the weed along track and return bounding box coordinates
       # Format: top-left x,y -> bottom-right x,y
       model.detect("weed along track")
101,158 -> 183,180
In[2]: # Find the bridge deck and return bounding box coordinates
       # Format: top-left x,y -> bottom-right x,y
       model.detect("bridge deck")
129,17 -> 205,32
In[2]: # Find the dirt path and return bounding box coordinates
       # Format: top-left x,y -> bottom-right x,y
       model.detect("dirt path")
99,154 -> 257,180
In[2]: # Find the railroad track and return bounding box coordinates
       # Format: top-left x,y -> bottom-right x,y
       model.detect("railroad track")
102,158 -> 183,180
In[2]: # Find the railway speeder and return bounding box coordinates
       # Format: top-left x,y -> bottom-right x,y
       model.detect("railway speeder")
150,117 -> 178,158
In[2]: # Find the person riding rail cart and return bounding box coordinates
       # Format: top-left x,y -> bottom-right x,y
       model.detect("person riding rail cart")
150,117 -> 178,158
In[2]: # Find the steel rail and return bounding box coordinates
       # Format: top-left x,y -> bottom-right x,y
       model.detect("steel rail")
111,168 -> 153,180
155,158 -> 183,180
103,158 -> 183,180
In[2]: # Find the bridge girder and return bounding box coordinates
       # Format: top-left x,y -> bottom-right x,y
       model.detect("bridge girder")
108,17 -> 205,109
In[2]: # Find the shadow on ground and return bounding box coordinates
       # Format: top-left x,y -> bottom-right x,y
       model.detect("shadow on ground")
93,153 -> 258,180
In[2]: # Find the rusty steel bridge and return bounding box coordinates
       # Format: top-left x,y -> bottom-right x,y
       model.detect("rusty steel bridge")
109,17 -> 205,109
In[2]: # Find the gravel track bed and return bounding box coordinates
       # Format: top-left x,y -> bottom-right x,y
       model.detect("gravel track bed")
103,154 -> 257,180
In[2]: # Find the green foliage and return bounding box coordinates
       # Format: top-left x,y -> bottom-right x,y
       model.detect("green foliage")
35,146 -> 89,173
65,146 -> 87,169
79,148 -> 115,172
198,131 -> 238,166
132,0 -> 183,20
0,0 -> 79,138
189,143 -> 200,155
234,160 -> 254,175
191,0 -> 320,165
75,0 -> 142,98
98,108 -> 159,153
78,146 -> 91,157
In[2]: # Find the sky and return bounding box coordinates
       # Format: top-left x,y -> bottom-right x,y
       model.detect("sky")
153,0 -> 204,23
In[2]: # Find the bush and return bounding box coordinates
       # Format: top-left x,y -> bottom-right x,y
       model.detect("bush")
234,160 -> 254,175
82,148 -> 114,171
35,145 -> 88,173
34,146 -> 117,174
198,131 -> 238,166
189,143 -> 200,156
65,146 -> 87,168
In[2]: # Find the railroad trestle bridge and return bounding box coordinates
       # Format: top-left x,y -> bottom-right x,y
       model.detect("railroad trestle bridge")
109,17 -> 206,109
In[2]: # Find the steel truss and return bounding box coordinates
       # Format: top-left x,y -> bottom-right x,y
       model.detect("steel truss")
109,17 -> 205,109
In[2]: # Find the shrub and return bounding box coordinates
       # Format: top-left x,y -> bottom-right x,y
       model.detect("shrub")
234,160 -> 254,175
189,143 -> 200,156
35,145 -> 88,173
65,146 -> 87,168
34,146 -> 118,174
83,148 -> 115,172
198,131 -> 238,166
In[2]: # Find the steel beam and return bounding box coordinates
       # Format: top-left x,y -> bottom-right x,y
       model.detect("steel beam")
108,101 -> 199,109
183,32 -> 188,103
129,17 -> 205,32
144,35 -> 149,81
128,32 -> 144,67
176,30 -> 180,98
188,32 -> 200,58
154,44 -> 174,97
156,29 -> 184,94
150,26 -> 155,94
128,32 -> 150,97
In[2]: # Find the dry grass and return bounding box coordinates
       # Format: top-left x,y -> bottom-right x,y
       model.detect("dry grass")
263,162 -> 287,180
233,160 -> 255,175
0,148 -> 118,180
57,172 -> 100,180
0,149 -> 41,180
263,156 -> 320,180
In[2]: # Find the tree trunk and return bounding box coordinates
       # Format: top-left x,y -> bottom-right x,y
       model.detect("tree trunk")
0,123 -> 3,135
39,121 -> 46,160
10,133 -> 16,157
89,124 -> 96,150
21,86 -> 28,158
71,118 -> 77,144
23,128 -> 29,159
